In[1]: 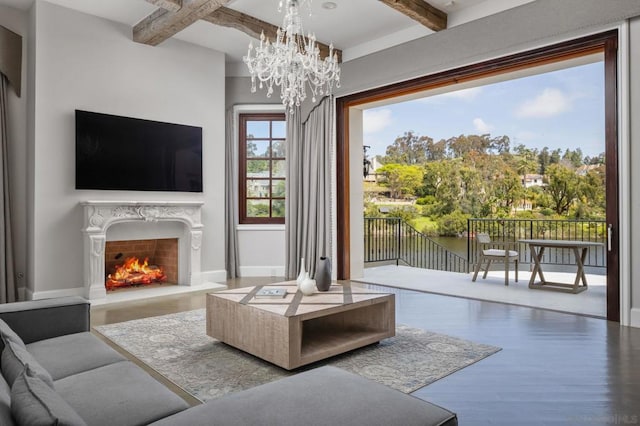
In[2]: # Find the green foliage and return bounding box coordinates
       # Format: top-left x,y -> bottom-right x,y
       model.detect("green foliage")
363,201 -> 380,218
545,163 -> 581,215
377,164 -> 424,199
436,211 -> 471,236
386,206 -> 419,222
384,132 -> 435,164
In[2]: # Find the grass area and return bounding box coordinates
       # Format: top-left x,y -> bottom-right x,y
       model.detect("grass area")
409,216 -> 438,234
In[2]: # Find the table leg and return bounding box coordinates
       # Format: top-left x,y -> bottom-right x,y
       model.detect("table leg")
528,245 -> 546,287
572,247 -> 589,292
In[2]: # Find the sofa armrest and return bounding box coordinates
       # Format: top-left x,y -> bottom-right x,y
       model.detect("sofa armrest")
0,297 -> 90,344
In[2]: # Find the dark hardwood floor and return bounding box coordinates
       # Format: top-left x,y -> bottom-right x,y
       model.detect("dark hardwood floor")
91,278 -> 640,425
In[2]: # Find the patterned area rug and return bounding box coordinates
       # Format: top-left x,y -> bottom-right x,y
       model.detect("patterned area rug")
94,309 -> 500,402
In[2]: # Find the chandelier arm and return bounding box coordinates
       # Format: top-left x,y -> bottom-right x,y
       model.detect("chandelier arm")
242,0 -> 341,112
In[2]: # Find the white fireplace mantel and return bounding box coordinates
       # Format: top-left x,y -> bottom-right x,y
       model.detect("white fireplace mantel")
81,201 -> 204,300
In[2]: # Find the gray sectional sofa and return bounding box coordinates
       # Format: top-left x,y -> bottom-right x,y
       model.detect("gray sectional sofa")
0,296 -> 458,426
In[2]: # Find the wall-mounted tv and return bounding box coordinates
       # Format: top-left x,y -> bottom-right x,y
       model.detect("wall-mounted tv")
75,110 -> 203,192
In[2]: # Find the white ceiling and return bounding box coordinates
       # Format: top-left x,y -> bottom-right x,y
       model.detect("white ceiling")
1,0 -> 535,70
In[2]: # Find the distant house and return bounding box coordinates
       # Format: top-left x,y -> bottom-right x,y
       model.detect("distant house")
521,174 -> 545,188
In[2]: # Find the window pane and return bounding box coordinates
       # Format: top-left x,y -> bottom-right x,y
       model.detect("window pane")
246,140 -> 270,158
247,200 -> 270,217
272,140 -> 286,158
272,180 -> 285,197
272,200 -> 285,218
246,160 -> 269,177
246,121 -> 270,138
247,180 -> 270,198
272,160 -> 286,178
272,121 -> 286,138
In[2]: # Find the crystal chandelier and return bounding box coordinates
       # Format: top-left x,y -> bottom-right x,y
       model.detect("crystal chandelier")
243,0 -> 341,111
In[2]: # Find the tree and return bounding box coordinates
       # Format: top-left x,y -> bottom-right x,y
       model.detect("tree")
377,164 -> 424,199
384,132 -> 432,165
544,163 -> 581,215
538,147 -> 551,175
490,168 -> 524,214
426,139 -> 447,161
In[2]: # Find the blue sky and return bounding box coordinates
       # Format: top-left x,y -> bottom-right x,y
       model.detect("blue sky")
363,61 -> 605,159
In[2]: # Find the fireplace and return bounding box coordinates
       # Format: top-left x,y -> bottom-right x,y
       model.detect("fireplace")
82,201 -> 204,300
104,238 -> 178,290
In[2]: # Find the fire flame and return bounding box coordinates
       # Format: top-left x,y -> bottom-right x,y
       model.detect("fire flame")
106,256 -> 166,290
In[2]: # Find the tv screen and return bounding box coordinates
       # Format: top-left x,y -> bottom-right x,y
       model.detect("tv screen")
75,110 -> 203,192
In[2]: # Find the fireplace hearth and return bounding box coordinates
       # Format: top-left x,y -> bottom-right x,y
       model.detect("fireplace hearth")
105,238 -> 177,291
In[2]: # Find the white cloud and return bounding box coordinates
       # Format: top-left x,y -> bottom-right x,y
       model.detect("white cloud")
473,118 -> 493,133
515,88 -> 572,118
363,109 -> 393,134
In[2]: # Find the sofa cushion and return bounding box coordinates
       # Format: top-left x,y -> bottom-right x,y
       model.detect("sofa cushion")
11,366 -> 87,426
149,366 -> 458,426
1,340 -> 54,388
0,318 -> 25,353
55,361 -> 189,426
26,332 -> 126,380
0,374 -> 15,426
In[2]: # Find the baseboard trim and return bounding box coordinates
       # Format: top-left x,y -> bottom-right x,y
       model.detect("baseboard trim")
200,269 -> 227,283
240,266 -> 285,277
28,287 -> 85,301
630,308 -> 640,328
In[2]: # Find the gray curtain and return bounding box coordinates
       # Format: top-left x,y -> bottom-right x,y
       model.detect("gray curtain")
285,97 -> 333,279
224,109 -> 240,278
1,75 -> 17,303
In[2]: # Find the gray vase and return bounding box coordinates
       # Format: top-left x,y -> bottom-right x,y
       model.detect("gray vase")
315,257 -> 332,291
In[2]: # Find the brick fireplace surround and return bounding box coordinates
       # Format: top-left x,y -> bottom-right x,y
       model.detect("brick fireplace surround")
82,201 -> 207,301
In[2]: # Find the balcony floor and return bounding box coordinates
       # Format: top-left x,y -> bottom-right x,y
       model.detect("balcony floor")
357,265 -> 606,318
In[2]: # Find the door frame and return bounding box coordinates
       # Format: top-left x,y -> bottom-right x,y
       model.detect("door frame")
335,30 -> 620,321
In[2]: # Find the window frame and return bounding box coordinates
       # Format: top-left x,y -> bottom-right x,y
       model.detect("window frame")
239,113 -> 286,224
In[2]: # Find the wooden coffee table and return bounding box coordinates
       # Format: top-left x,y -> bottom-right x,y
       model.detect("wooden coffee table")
206,281 -> 395,370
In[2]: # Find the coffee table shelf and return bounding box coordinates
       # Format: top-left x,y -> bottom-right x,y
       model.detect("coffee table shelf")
206,282 -> 395,370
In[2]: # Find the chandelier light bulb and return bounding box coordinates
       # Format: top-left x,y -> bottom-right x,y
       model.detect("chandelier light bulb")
243,0 -> 341,112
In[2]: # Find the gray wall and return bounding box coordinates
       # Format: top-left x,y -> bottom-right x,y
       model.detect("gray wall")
25,2 -> 226,298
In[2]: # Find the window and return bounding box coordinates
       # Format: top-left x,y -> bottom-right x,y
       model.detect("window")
239,113 -> 286,224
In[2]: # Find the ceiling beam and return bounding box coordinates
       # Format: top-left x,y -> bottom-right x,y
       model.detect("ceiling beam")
203,7 -> 342,63
379,0 -> 447,32
134,0 -> 231,46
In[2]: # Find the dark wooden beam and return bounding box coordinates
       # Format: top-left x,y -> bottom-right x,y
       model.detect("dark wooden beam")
379,0 -> 447,32
134,0 -> 230,46
203,7 -> 342,62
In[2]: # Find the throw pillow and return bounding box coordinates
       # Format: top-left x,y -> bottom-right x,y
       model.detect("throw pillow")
11,365 -> 87,426
0,319 -> 25,349
1,340 -> 53,388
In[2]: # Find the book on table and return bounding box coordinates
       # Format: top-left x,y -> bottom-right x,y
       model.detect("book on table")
254,288 -> 288,299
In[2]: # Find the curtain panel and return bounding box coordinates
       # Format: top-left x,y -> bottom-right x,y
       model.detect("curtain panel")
1,74 -> 17,303
224,109 -> 240,278
285,97 -> 333,279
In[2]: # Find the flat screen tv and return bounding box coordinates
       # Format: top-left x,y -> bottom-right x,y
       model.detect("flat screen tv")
75,110 -> 203,192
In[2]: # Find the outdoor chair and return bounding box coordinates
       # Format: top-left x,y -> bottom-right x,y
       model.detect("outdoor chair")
472,232 -> 519,286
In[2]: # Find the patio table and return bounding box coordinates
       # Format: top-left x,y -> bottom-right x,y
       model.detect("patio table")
519,239 -> 604,294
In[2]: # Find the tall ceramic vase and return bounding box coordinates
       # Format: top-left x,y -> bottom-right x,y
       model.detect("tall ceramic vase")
296,258 -> 307,288
315,257 -> 332,291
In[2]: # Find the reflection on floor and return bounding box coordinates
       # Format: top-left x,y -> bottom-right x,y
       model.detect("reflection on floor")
358,265 -> 606,318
